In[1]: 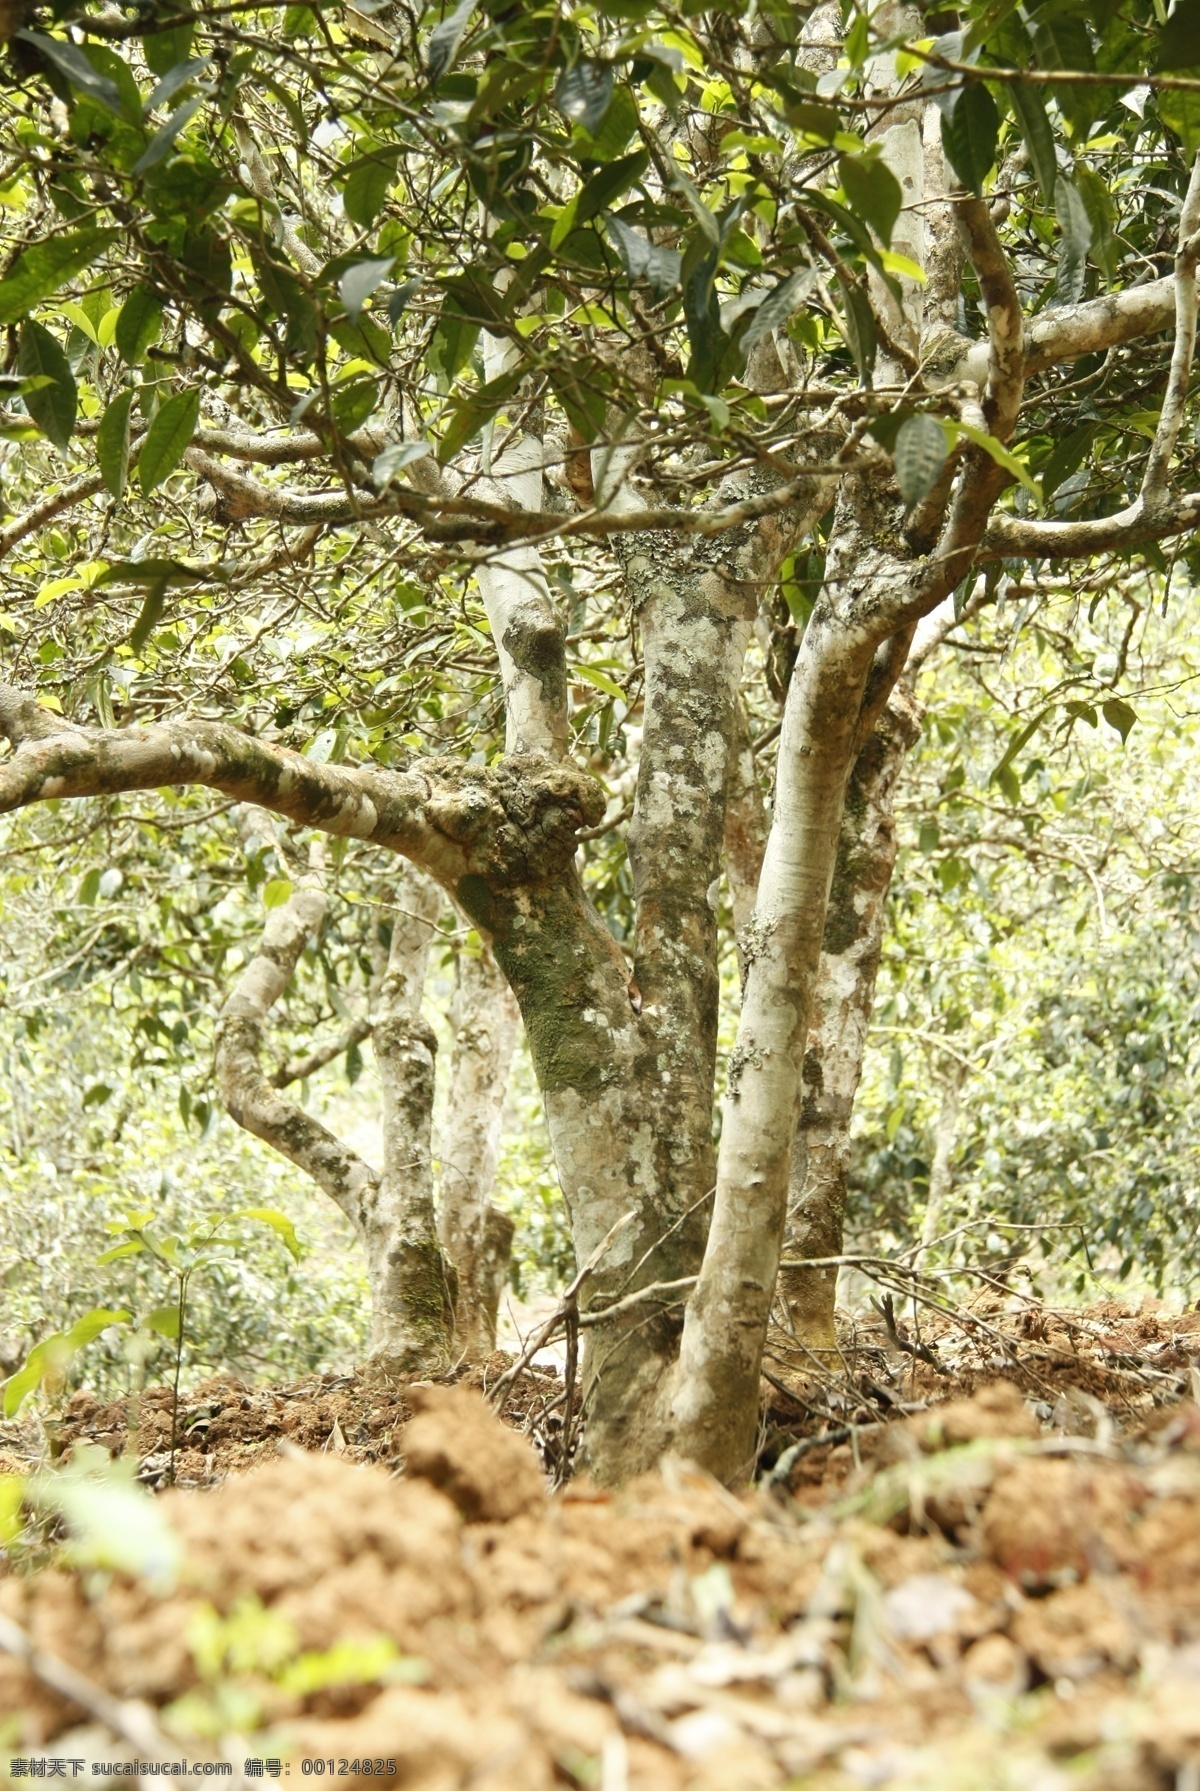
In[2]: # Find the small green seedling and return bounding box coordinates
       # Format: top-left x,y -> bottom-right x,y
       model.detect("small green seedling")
2,1206 -> 302,1485
164,1594 -> 428,1741
98,1206 -> 303,1483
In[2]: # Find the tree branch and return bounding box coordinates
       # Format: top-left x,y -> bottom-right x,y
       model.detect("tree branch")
982,490 -> 1200,558
955,194 -> 1024,444
183,442 -> 887,546
1141,153 -> 1200,504
215,865 -> 379,1226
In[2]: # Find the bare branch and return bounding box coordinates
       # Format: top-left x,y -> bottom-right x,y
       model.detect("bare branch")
273,1016 -> 373,1086
183,442 -> 888,546
1024,277 -> 1176,375
1141,153 -> 1200,504
954,194 -> 1024,444
216,868 -> 379,1225
0,694 -> 461,877
983,490 -> 1200,559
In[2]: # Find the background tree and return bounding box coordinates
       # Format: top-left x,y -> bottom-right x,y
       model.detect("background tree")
3,0 -> 1200,1482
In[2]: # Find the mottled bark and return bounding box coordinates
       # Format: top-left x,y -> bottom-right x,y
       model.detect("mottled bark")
722,701 -> 768,952
780,692 -> 922,1352
437,942 -> 519,1358
367,870 -> 457,1373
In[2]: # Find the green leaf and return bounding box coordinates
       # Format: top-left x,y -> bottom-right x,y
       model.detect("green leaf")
18,322 -> 77,450
343,152 -> 400,228
428,309 -> 480,384
669,167 -> 721,246
146,57 -> 212,113
144,1305 -> 182,1340
339,257 -> 395,323
555,61 -> 615,136
838,154 -> 903,246
78,867 -> 102,905
1159,0 -> 1200,69
1040,420 -> 1098,500
138,386 -> 200,495
893,413 -> 949,506
144,23 -> 195,76
1054,175 -> 1093,305
952,418 -> 1041,499
1074,166 -> 1118,282
574,663 -> 626,701
1009,80 -> 1058,207
426,0 -> 475,80
3,1309 -> 132,1418
331,377 -> 380,434
552,150 -> 649,251
1056,176 -> 1093,260
96,390 -> 134,500
844,11 -> 869,67
741,267 -> 817,360
16,31 -> 123,116
263,878 -> 295,909
1032,15 -> 1098,130
438,368 -> 524,464
236,1208 -> 304,1262
133,94 -> 203,177
129,581 -> 169,653
572,83 -> 638,161
0,229 -> 121,327
941,82 -> 999,196
835,273 -> 877,383
1159,85 -> 1200,156
604,214 -> 682,295
115,288 -> 164,365
1101,697 -> 1137,742
372,441 -> 433,487
82,1082 -> 113,1107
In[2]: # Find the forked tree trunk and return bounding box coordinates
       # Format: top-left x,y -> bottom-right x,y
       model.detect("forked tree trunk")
437,941 -> 519,1357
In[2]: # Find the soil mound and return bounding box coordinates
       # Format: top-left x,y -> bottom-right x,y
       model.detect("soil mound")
1,1300 -> 1199,1788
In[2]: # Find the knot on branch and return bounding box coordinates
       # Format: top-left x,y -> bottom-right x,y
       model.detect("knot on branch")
423,754 -> 606,884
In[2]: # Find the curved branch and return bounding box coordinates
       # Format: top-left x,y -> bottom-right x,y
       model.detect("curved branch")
982,490 -> 1200,559
215,873 -> 378,1226
954,195 -> 1024,444
0,695 -> 464,877
183,441 -> 887,546
1024,277 -> 1177,375
1141,152 -> 1200,504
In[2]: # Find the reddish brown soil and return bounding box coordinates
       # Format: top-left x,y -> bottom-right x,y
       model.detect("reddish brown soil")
1,1297 -> 1199,1790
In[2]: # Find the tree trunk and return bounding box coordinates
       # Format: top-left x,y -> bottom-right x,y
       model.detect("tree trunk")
437,941 -> 519,1358
366,869 -> 457,1374
920,1063 -> 966,1257
779,691 -> 922,1354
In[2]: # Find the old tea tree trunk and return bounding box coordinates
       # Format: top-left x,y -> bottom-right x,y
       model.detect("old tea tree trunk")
5,0 -> 1200,1483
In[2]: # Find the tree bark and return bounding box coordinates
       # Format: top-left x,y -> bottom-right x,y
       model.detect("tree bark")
367,868 -> 457,1374
437,941 -> 519,1358
920,1063 -> 966,1258
779,691 -> 921,1353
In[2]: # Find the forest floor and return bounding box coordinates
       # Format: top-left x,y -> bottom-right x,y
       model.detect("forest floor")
1,1289 -> 1199,1790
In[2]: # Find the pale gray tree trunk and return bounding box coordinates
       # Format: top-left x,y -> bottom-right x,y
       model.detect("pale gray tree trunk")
779,692 -> 921,1353
437,942 -> 519,1358
920,1063 -> 966,1257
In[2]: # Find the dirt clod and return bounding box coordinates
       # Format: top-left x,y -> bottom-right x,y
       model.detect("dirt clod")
402,1382 -> 545,1521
